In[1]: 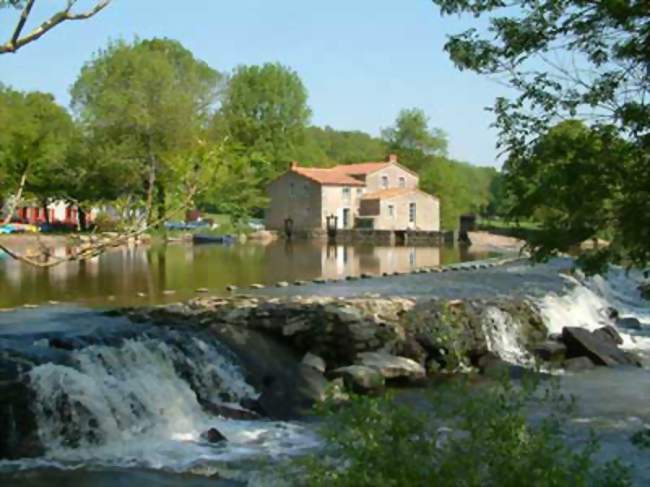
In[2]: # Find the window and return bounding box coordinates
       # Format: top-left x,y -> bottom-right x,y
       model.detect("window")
356,188 -> 363,197
399,177 -> 406,188
289,182 -> 295,198
342,187 -> 351,202
381,175 -> 389,189
388,204 -> 395,218
409,202 -> 416,223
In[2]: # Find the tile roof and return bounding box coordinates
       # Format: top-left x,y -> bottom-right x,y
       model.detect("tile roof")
332,162 -> 391,175
291,166 -> 364,186
361,187 -> 419,200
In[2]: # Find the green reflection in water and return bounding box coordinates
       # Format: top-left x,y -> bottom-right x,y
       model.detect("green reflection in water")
0,240 -> 495,309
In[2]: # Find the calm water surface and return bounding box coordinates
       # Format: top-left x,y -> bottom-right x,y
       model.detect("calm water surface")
0,240 -> 496,308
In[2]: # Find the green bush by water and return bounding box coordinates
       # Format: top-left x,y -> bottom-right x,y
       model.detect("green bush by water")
295,377 -> 631,487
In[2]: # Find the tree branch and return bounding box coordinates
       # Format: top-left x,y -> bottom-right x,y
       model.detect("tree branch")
1,0 -> 111,54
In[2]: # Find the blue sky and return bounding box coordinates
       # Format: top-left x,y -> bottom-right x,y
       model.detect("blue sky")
0,0 -> 509,167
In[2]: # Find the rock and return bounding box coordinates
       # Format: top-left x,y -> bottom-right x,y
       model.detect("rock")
476,352 -> 526,380
356,351 -> 426,381
616,317 -> 642,330
226,285 -> 238,292
199,400 -> 261,420
592,325 -> 623,346
313,278 -> 327,284
561,327 -> 639,366
0,378 -> 44,459
195,288 -> 209,293
162,290 -> 176,295
360,273 -> 373,279
346,276 -> 359,281
202,427 -> 227,443
250,283 -> 265,289
276,281 -> 289,287
302,352 -> 326,373
257,365 -> 328,420
607,307 -> 619,320
331,365 -> 385,392
639,283 -> 650,300
563,356 -> 596,372
293,280 -> 308,286
533,341 -> 567,361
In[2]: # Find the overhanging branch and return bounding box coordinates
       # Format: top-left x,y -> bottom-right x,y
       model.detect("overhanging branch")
1,0 -> 111,54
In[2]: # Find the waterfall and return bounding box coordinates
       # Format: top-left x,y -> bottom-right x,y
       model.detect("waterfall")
539,268 -> 650,352
20,334 -> 317,474
481,306 -> 533,365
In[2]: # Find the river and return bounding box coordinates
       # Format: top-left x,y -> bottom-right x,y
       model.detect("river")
0,244 -> 649,485
0,240 -> 496,309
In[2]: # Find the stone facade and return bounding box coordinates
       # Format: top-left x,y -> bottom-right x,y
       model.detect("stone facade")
265,155 -> 440,234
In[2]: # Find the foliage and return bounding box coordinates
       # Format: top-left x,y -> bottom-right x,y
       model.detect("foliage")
0,87 -> 76,212
217,63 -> 311,178
292,126 -> 387,167
432,0 -> 650,270
297,378 -> 631,487
70,37 -> 222,221
505,120 -> 636,271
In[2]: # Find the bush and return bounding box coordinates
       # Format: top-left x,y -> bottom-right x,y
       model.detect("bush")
295,377 -> 631,486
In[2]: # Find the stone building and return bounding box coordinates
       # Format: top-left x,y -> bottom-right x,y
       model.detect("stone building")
265,154 -> 440,235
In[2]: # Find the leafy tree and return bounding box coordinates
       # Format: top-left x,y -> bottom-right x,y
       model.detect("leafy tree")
1,0 -> 111,54
432,0 -> 649,270
70,38 -> 222,223
382,107 -> 447,172
217,63 -> 311,177
293,126 -> 387,167
0,86 -> 75,223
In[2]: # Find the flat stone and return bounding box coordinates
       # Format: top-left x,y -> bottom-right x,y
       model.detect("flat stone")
356,351 -> 425,380
331,365 -> 385,392
226,285 -> 238,292
293,280 -> 308,286
250,283 -> 265,289
302,352 -> 326,373
562,327 -> 638,366
276,281 -> 289,287
195,288 -> 209,293
313,278 -> 327,284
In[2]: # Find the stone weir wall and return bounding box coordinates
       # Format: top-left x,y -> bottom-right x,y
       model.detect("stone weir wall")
126,294 -> 552,398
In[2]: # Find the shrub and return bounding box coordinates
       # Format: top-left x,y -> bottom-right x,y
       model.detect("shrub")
296,377 -> 631,486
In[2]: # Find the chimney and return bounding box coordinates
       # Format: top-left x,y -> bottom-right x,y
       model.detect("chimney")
290,161 -> 299,170
388,154 -> 398,163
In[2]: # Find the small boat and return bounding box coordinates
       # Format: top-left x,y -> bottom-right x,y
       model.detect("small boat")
192,234 -> 236,245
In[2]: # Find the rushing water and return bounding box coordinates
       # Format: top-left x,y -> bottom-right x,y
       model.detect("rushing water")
1,258 -> 649,485
0,240 -> 495,309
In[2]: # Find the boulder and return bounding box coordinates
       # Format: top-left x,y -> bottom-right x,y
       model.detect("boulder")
533,341 -> 567,362
561,327 -> 639,366
356,351 -> 425,381
302,352 -> 326,373
639,283 -> 650,301
0,378 -> 44,459
202,427 -> 227,443
198,399 -> 261,420
592,325 -> 623,346
563,356 -> 596,372
331,365 -> 385,393
616,317 -> 642,330
476,352 -> 526,380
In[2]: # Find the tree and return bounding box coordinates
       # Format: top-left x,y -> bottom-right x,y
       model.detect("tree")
70,38 -> 222,223
0,87 -> 75,224
432,0 -> 649,270
382,108 -> 447,172
293,126 -> 387,167
218,63 -> 311,177
1,0 -> 111,54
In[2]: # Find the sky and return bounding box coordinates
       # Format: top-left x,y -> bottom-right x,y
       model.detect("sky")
0,0 -> 510,167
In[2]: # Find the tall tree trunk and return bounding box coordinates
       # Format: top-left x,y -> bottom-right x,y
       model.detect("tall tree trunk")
78,207 -> 87,231
156,179 -> 166,228
145,153 -> 157,226
42,198 -> 50,225
2,167 -> 28,225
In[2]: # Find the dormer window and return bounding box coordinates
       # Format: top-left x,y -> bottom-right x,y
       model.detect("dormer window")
381,175 -> 389,189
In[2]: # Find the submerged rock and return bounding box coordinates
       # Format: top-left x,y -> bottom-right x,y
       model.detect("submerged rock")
202,427 -> 227,443
533,341 -> 567,362
563,356 -> 596,372
331,365 -> 385,392
616,317 -> 642,330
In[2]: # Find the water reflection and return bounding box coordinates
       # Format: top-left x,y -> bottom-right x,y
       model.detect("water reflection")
0,240 -> 495,309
